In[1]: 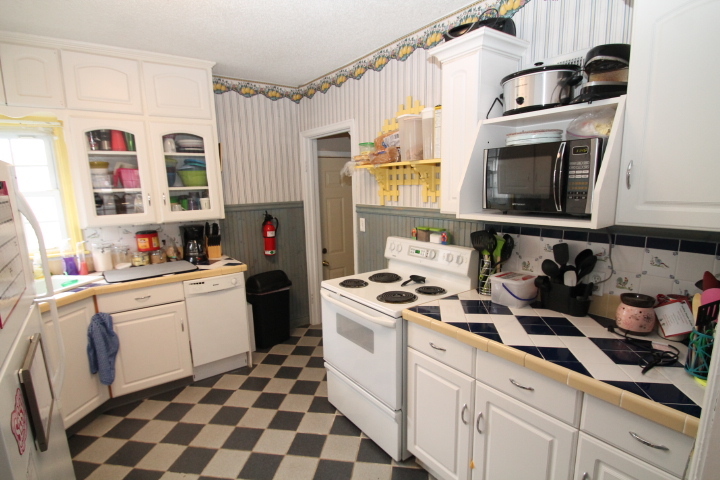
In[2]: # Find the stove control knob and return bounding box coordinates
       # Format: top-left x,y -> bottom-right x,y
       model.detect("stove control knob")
389,242 -> 396,251
397,245 -> 403,253
456,255 -> 464,265
231,277 -> 238,285
445,253 -> 454,263
429,250 -> 437,259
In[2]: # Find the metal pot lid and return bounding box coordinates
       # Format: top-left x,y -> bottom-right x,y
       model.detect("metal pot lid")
500,64 -> 581,85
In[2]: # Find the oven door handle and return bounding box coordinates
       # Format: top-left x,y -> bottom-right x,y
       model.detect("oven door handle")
321,290 -> 396,328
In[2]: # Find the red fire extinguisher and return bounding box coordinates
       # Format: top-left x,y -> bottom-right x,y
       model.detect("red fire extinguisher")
262,211 -> 279,256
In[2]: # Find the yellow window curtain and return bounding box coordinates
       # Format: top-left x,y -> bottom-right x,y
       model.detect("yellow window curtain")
0,114 -> 83,249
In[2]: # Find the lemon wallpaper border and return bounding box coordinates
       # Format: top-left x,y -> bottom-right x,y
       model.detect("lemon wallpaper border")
213,0 -> 530,104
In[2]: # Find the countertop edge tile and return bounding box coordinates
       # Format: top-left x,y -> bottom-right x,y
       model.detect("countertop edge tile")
684,416 -> 700,437
456,329 -> 489,352
567,371 -> 622,407
620,390 -> 687,433
524,354 -> 570,385
487,341 -> 526,366
38,263 -> 247,312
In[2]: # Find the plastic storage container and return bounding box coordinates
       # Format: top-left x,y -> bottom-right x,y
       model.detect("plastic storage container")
246,270 -> 293,349
398,114 -> 423,161
490,272 -> 538,308
421,107 -> 434,160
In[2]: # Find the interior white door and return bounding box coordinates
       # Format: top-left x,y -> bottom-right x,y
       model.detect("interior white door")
319,156 -> 354,280
407,348 -> 474,480
473,381 -> 577,480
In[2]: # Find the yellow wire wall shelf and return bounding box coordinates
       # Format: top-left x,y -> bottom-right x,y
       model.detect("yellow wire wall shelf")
358,96 -> 441,205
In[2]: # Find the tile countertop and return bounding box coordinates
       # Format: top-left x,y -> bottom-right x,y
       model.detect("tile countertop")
37,257 -> 247,312
403,289 -> 705,438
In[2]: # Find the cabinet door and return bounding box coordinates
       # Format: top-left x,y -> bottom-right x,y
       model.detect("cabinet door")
111,301 -> 192,397
61,51 -> 142,114
42,298 -> 110,428
574,433 -> 678,480
407,348 -> 474,480
142,62 -> 212,119
69,117 -> 158,227
148,122 -> 224,222
0,43 -> 65,108
473,382 -> 577,480
615,0 -> 720,231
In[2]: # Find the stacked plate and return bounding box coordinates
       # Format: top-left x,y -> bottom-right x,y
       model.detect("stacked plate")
175,134 -> 204,153
506,129 -> 563,146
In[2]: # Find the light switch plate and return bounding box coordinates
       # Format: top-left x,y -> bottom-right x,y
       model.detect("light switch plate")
359,218 -> 366,232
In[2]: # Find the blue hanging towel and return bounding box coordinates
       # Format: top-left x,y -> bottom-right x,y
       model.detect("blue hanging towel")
86,312 -> 120,385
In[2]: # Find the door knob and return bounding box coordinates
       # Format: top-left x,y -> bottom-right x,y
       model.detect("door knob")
322,261 -> 330,267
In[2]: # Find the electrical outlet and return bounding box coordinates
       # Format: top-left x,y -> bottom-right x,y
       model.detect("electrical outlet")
359,218 -> 366,232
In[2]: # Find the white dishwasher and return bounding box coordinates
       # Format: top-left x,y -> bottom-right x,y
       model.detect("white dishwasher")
183,273 -> 252,380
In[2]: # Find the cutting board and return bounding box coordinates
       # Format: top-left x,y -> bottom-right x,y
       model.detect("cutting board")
103,260 -> 198,283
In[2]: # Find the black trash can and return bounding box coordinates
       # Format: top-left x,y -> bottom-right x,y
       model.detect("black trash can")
246,270 -> 292,349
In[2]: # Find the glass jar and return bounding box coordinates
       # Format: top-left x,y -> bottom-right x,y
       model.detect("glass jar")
131,251 -> 149,267
112,244 -> 132,267
150,250 -> 167,264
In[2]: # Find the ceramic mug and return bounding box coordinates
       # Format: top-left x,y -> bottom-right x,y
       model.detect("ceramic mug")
171,203 -> 182,211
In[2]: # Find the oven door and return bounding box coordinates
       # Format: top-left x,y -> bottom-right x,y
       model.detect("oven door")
484,142 -> 566,213
321,289 -> 402,410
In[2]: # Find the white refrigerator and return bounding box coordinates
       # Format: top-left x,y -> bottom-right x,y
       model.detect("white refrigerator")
0,161 -> 75,479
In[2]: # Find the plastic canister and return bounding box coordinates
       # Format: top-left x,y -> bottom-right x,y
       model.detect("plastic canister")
490,272 -> 538,308
421,108 -> 434,160
359,142 -> 375,154
136,230 -> 160,252
91,243 -> 114,272
398,114 -> 423,161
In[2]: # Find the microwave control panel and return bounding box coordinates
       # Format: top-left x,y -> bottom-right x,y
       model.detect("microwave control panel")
565,138 -> 603,215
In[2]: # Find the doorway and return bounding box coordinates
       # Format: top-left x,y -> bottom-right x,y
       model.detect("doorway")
317,133 -> 354,280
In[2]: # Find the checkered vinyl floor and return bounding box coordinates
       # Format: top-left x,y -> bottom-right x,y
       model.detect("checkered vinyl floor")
68,325 -> 429,480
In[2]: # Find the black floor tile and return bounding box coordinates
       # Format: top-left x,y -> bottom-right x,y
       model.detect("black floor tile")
306,357 -> 325,368
239,452 -> 284,480
292,346 -> 316,356
123,468 -> 165,480
330,415 -> 362,436
68,434 -> 97,457
308,396 -> 336,414
199,388 -> 234,405
149,387 -> 184,402
168,446 -> 216,474
192,375 -> 223,388
306,329 -> 323,337
357,438 -> 392,464
268,411 -> 304,431
262,354 -> 288,365
154,403 -> 193,422
105,441 -> 154,467
253,392 -> 287,409
392,466 -> 430,479
275,366 -> 303,379
72,460 -> 100,480
287,432 -> 326,457
290,380 -> 320,395
240,376 -> 271,391
160,422 -> 204,445
222,427 -> 264,450
283,336 -> 301,345
105,418 -> 150,439
313,459 -> 354,480
104,400 -> 143,417
209,406 -> 247,426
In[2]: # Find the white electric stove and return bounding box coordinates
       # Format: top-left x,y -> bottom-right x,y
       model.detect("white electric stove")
321,237 -> 478,461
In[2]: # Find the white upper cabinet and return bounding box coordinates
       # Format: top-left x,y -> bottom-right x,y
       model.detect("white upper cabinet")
61,50 -> 143,114
0,43 -> 65,107
143,62 -> 212,119
615,0 -> 720,231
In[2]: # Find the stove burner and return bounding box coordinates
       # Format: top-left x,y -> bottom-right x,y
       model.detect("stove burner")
339,279 -> 368,288
416,286 -> 447,295
369,272 -> 401,283
377,291 -> 418,304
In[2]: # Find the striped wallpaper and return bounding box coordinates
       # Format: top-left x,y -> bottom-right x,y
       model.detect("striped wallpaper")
214,0 -> 633,208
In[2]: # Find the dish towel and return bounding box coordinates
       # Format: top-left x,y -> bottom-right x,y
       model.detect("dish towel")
87,312 -> 120,385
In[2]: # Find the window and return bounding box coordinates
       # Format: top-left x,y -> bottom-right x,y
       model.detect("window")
0,131 -> 69,252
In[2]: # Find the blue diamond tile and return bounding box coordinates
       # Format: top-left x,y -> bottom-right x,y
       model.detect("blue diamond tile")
589,338 -> 635,352
662,403 -> 702,417
554,361 -> 592,377
521,324 -> 555,335
407,307 -> 420,313
448,322 -> 470,331
636,383 -> 696,405
537,347 -> 578,362
542,316 -> 573,327
550,325 -> 585,337
469,323 -> 499,335
605,381 -> 651,399
416,306 -> 440,314
443,295 -> 459,300
425,313 -> 442,321
601,349 -> 642,365
510,345 -> 542,358
483,333 -> 503,344
463,305 -> 488,314
516,316 -> 545,325
460,300 -> 484,307
487,304 -> 513,315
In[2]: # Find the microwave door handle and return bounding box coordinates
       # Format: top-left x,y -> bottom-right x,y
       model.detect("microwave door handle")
482,150 -> 489,209
553,142 -> 567,212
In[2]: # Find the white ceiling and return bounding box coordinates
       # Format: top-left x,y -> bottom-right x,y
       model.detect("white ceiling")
0,0 -> 477,87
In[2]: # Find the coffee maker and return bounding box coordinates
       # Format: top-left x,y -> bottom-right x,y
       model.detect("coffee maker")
180,224 -> 207,264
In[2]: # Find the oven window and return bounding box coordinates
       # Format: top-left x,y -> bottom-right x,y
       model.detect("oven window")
337,314 -> 374,354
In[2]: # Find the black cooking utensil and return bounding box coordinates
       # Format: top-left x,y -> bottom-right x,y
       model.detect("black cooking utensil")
534,275 -> 551,292
212,223 -> 219,236
553,243 -> 569,267
576,254 -> 597,283
542,259 -> 561,282
401,275 -> 426,287
696,299 -> 720,332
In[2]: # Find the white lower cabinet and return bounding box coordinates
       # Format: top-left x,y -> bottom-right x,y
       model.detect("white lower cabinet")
407,347 -> 474,480
472,381 -> 577,480
110,301 -> 192,397
42,298 -> 110,428
575,433 -> 678,480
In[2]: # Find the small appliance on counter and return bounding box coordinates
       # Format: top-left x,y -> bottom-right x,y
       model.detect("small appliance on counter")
570,43 -> 631,104
180,224 -> 208,265
500,63 -> 580,116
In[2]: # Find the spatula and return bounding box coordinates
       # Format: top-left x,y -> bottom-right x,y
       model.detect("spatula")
553,243 -> 569,267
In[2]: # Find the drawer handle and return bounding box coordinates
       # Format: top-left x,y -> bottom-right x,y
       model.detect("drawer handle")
135,295 -> 151,301
509,378 -> 534,391
476,411 -> 483,434
461,404 -> 468,424
429,342 -> 446,352
629,431 -> 669,451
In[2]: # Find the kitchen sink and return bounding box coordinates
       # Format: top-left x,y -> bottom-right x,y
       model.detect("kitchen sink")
34,275 -> 104,296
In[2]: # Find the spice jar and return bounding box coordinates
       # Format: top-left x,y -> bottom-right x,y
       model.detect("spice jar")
150,250 -> 167,264
132,251 -> 149,267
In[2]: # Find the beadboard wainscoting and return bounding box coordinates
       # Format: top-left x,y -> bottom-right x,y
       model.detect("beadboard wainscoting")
221,202 -> 310,327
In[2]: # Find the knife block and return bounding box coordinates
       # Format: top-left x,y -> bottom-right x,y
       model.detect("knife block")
540,282 -> 592,317
207,244 -> 222,260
